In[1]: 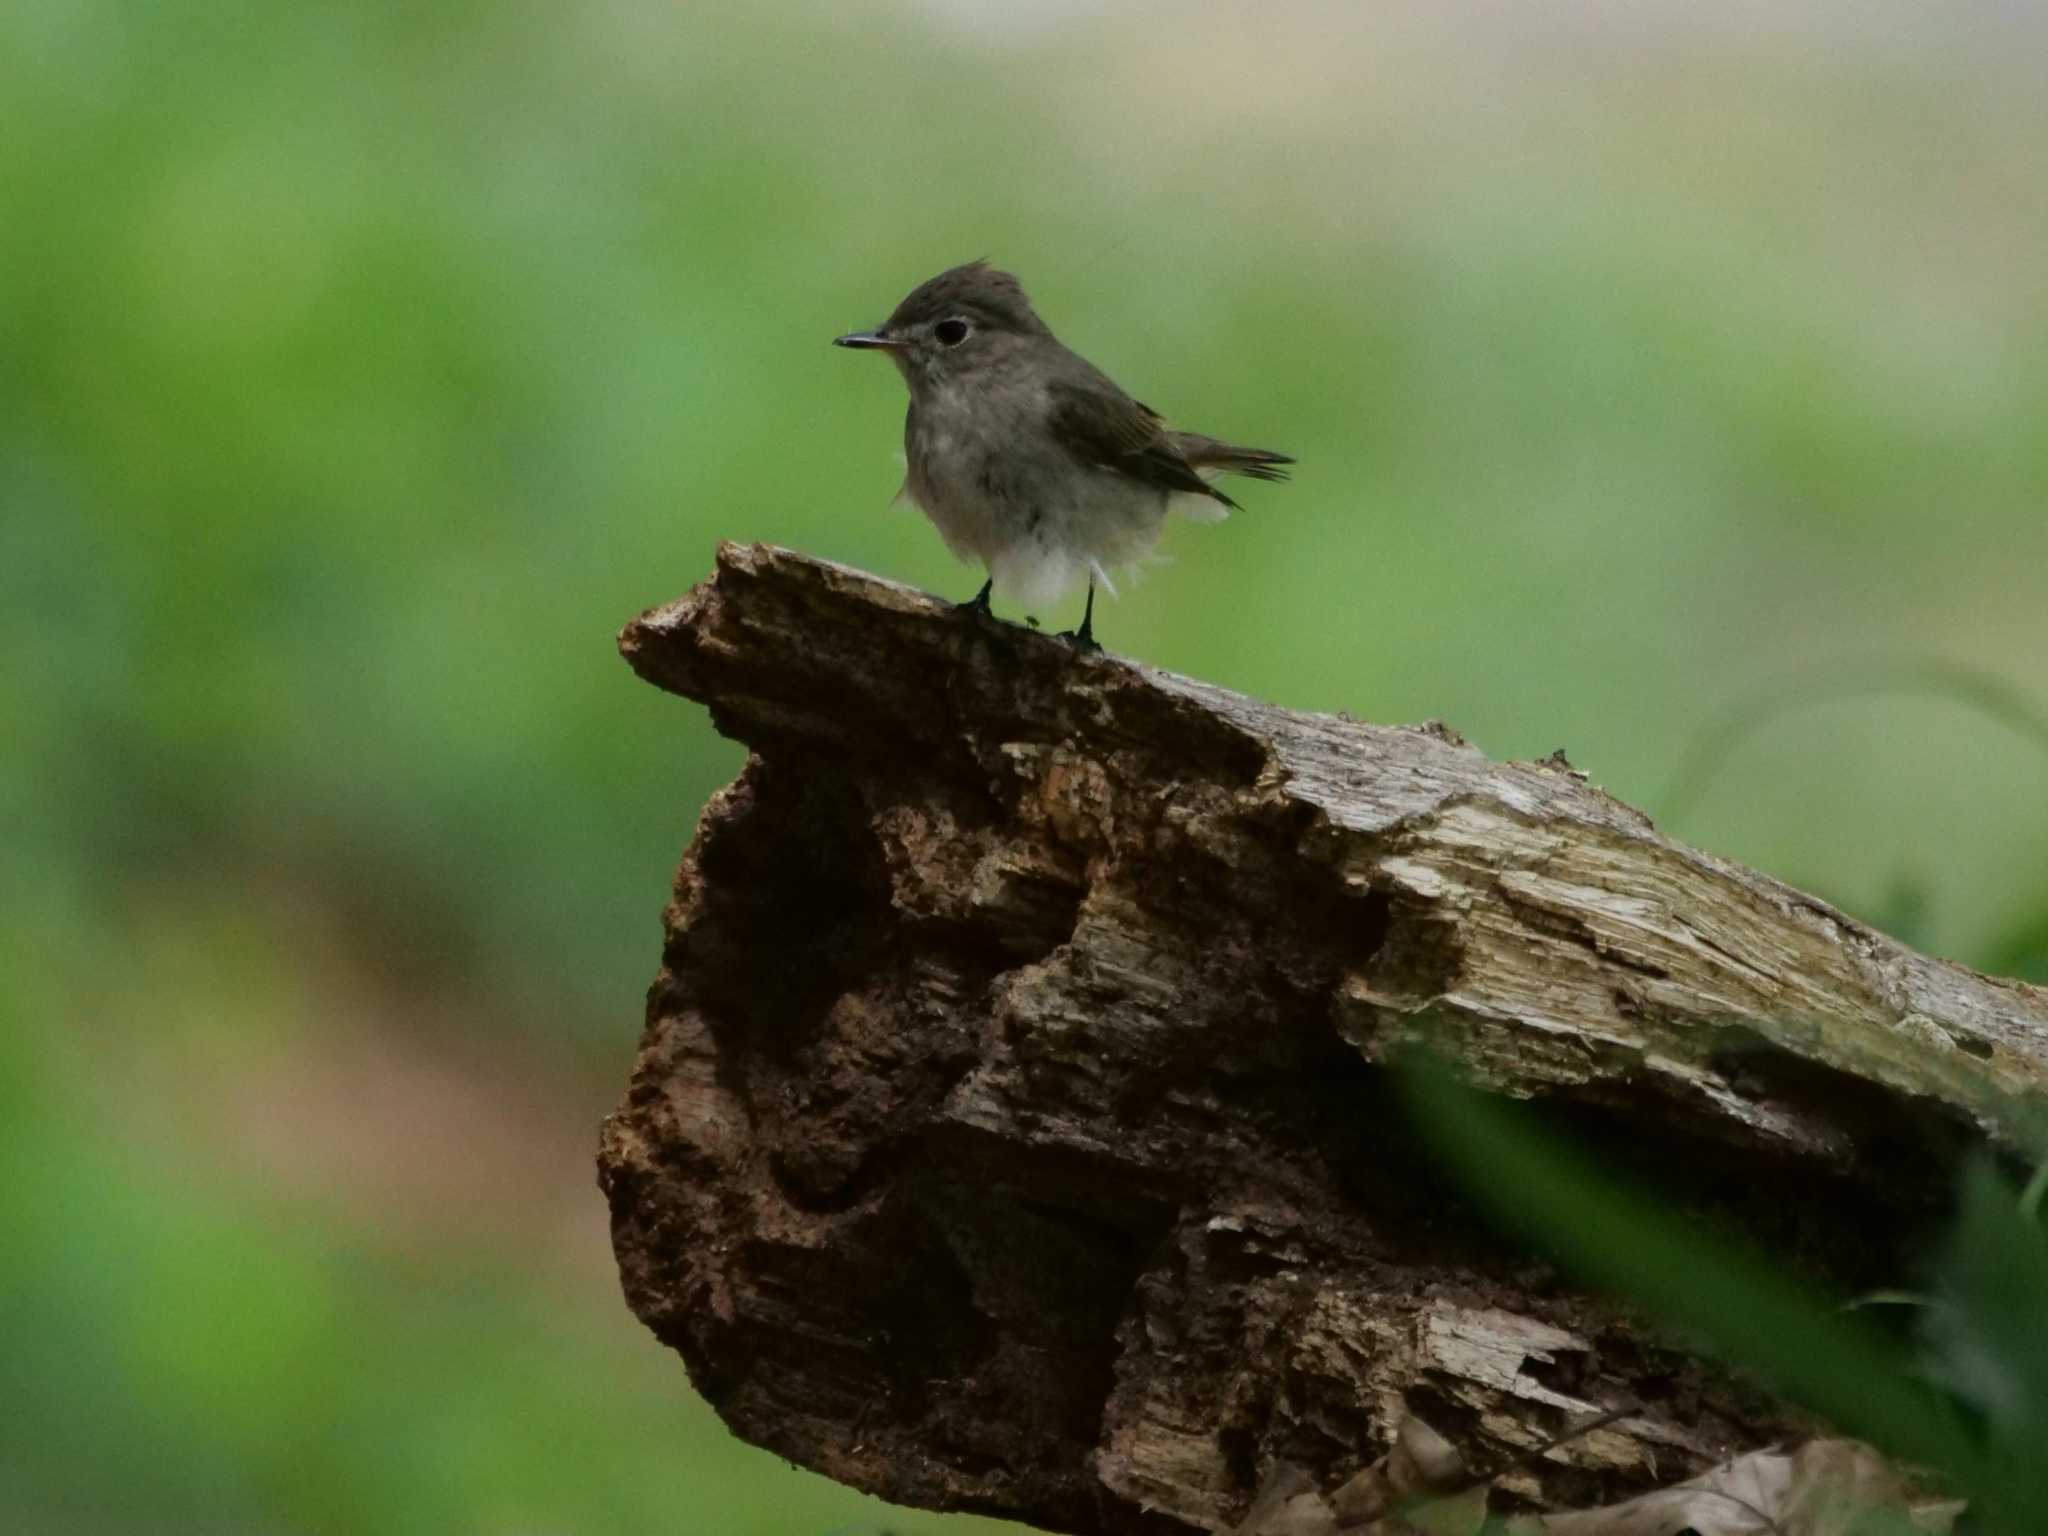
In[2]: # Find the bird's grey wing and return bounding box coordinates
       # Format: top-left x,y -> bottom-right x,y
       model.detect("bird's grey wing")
1045,381 -> 1237,508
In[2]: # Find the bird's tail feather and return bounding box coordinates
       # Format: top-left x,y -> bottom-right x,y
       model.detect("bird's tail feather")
1174,433 -> 1295,483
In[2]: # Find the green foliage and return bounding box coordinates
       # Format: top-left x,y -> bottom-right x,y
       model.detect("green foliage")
1912,1161 -> 2048,1528
1402,1063 -> 2048,1534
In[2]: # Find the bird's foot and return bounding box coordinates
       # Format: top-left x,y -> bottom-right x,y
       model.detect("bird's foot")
956,579 -> 994,619
1058,580 -> 1102,653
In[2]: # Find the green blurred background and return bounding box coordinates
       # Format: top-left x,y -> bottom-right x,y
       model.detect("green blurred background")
4,1 -> 2044,1531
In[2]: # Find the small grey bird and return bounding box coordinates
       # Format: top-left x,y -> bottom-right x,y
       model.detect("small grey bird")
834,262 -> 1292,650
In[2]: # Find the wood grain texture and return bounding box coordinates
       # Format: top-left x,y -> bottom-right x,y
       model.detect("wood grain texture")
599,542 -> 2048,1534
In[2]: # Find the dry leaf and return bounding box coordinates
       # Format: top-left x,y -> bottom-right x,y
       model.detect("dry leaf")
1507,1438 -> 1962,1536
1236,1461 -> 1337,1536
1239,1416 -> 1481,1536
1330,1415 -> 1470,1525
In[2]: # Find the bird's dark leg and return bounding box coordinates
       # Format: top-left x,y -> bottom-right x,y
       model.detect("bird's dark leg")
1059,579 -> 1102,653
956,577 -> 993,618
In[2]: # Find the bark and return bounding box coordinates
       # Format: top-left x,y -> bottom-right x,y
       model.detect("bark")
597,542 -> 2048,1535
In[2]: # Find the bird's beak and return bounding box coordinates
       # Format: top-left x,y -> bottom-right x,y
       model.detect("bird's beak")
833,330 -> 899,350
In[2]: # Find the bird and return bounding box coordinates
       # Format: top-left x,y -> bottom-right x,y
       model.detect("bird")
833,261 -> 1293,651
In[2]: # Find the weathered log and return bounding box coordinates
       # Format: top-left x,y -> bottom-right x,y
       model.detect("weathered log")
597,542 -> 2048,1535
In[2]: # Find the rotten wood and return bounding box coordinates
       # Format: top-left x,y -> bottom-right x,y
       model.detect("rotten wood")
597,542 -> 2048,1535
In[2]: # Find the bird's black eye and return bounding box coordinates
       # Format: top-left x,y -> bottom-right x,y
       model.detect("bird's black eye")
933,318 -> 970,347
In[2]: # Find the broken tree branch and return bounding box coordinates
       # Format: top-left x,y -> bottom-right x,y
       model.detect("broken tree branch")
598,542 -> 2048,1535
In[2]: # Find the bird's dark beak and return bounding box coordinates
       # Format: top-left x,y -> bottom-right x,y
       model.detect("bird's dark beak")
833,330 -> 899,350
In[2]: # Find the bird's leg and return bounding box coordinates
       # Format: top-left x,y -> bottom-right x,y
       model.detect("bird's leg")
1059,579 -> 1102,653
956,577 -> 994,618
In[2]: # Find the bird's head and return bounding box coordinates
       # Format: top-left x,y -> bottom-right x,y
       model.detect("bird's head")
834,261 -> 1052,388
